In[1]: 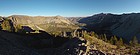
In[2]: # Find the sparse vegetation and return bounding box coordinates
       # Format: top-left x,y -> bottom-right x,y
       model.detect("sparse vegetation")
74,30 -> 140,54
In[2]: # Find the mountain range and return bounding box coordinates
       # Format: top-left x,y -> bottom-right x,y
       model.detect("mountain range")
68,13 -> 140,42
0,13 -> 140,55
1,13 -> 140,41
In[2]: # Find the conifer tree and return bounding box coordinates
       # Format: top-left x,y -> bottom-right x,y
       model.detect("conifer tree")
91,32 -> 95,36
1,19 -> 12,32
104,34 -> 108,42
129,36 -> 139,47
119,38 -> 124,46
100,34 -> 104,40
113,36 -> 118,45
110,36 -> 114,45
132,36 -> 138,45
109,36 -> 118,45
129,40 -> 133,46
116,38 -> 124,48
129,36 -> 139,46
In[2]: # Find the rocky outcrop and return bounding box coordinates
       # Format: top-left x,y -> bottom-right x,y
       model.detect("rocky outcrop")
0,31 -> 39,55
43,37 -> 105,55
64,37 -> 106,55
0,30 -> 106,55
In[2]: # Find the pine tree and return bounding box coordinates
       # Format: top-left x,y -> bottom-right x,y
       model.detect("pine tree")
100,34 -> 104,40
91,32 -> 95,36
113,36 -> 118,45
110,36 -> 114,45
129,40 -> 133,46
104,34 -> 108,42
119,38 -> 124,46
129,36 -> 139,47
109,36 -> 118,45
130,36 -> 139,46
1,19 -> 12,32
132,36 -> 138,45
114,36 -> 118,41
116,38 -> 124,48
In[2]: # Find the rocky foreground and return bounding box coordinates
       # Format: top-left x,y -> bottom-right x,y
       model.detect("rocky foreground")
1,30 -> 139,55
0,30 -> 107,55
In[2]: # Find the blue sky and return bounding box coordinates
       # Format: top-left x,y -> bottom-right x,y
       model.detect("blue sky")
0,0 -> 140,17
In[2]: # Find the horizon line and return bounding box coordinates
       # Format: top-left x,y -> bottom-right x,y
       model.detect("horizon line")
1,12 -> 140,17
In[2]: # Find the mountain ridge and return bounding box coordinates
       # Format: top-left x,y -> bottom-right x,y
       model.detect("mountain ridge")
69,13 -> 140,41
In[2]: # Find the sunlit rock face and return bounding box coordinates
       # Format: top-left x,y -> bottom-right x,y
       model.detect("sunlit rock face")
7,15 -> 79,33
9,15 -> 73,25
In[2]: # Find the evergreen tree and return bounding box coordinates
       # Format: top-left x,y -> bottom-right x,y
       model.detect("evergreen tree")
100,34 -> 104,40
114,36 -> 118,41
91,32 -> 95,36
113,36 -> 118,45
109,36 -> 118,45
104,34 -> 108,42
110,36 -> 114,45
1,19 -> 12,32
119,38 -> 124,46
132,36 -> 138,45
130,36 -> 139,46
129,40 -> 133,46
116,38 -> 124,48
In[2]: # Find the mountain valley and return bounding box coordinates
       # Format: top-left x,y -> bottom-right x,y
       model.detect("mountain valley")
0,13 -> 140,55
